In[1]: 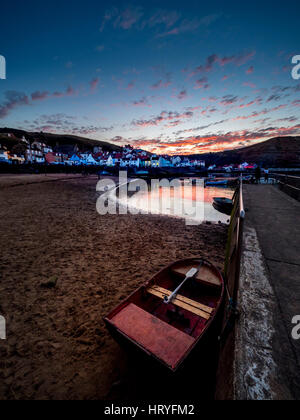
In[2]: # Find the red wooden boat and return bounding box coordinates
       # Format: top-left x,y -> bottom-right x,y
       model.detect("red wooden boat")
104,258 -> 224,372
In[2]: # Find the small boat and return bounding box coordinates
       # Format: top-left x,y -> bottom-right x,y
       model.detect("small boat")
104,258 -> 224,372
135,170 -> 149,175
205,179 -> 228,186
212,197 -> 233,216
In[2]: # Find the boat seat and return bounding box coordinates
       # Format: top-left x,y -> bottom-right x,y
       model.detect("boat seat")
147,285 -> 213,320
110,303 -> 195,370
171,264 -> 221,288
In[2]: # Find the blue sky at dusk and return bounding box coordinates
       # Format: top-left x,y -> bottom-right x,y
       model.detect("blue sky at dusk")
0,0 -> 299,154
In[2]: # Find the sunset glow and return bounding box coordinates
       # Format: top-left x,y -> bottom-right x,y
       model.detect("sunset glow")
0,1 -> 299,155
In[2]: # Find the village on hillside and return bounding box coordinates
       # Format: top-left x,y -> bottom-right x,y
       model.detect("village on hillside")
0,131 -> 259,172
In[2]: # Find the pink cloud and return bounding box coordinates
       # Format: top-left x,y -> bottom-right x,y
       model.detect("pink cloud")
233,104 -> 288,120
115,6 -> 144,30
0,91 -> 29,119
194,78 -> 210,90
90,78 -> 100,92
31,91 -> 49,101
238,100 -> 256,109
132,110 -> 193,127
189,51 -> 256,76
177,90 -> 188,100
243,82 -> 256,89
151,79 -> 171,89
126,81 -> 135,90
132,97 -> 151,107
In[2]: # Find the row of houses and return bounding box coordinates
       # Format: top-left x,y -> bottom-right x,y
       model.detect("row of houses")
0,137 -> 206,169
66,151 -> 205,168
0,135 -> 56,164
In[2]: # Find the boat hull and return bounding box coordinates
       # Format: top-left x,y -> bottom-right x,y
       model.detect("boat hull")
212,197 -> 233,216
104,258 -> 224,372
206,180 -> 228,186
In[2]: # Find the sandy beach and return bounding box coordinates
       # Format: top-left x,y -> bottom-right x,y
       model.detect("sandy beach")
0,175 -> 228,400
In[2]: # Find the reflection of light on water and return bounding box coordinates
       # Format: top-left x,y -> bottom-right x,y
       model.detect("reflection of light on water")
118,181 -> 234,224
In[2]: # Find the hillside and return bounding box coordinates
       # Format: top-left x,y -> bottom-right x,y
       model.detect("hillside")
0,127 -> 122,153
191,136 -> 300,168
1,129 -> 299,168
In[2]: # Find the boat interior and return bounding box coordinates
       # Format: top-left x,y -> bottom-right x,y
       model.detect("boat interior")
105,259 -> 224,369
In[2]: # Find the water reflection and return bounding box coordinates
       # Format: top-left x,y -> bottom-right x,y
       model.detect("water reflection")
119,179 -> 234,224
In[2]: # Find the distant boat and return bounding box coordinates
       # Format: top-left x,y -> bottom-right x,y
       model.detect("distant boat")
206,179 -> 228,186
212,197 -> 233,216
135,170 -> 149,176
104,258 -> 224,372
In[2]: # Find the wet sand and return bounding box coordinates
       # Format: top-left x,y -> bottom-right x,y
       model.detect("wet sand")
0,175 -> 228,400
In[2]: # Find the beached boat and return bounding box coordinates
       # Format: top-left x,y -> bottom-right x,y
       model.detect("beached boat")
212,197 -> 233,216
104,258 -> 224,372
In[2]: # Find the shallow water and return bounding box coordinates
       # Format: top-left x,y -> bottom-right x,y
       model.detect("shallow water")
118,179 -> 234,225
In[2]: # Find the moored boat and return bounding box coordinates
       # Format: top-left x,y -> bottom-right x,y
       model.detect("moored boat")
104,258 -> 224,372
206,179 -> 228,186
212,197 -> 233,216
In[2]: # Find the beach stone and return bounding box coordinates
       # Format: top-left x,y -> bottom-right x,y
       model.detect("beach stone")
40,276 -> 58,288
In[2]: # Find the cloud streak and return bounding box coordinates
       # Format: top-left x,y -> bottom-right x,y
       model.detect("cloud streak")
189,51 -> 256,76
132,110 -> 193,127
0,91 -> 29,119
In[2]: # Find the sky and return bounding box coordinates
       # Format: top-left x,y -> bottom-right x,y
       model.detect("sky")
0,0 -> 299,155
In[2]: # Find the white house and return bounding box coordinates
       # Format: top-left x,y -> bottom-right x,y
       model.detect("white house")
69,154 -> 82,165
192,160 -> 205,167
93,146 -> 103,154
139,156 -> 151,167
106,155 -> 115,166
172,156 -> 181,166
181,157 -> 191,167
21,136 -> 29,143
239,162 -> 249,170
9,154 -> 25,164
43,145 -> 53,154
0,149 -> 9,162
151,156 -> 159,167
120,158 -> 130,167
159,157 -> 172,167
129,158 -> 140,168
85,154 -> 98,165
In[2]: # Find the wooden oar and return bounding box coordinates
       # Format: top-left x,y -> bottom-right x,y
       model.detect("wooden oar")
163,261 -> 203,305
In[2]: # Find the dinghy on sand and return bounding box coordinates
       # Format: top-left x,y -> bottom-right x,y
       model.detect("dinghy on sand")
104,258 -> 224,372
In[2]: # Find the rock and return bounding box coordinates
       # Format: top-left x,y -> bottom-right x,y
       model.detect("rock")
40,276 -> 58,289
50,342 -> 62,350
77,338 -> 92,346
